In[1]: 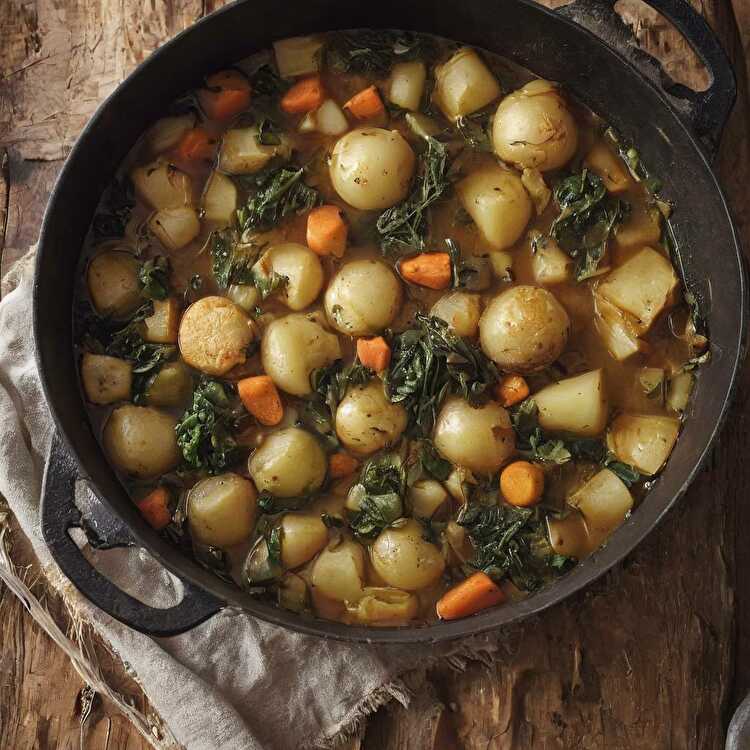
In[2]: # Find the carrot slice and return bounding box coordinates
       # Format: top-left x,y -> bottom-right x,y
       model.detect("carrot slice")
174,128 -> 216,162
356,337 -> 391,373
494,374 -> 530,408
307,205 -> 348,257
400,253 -> 452,290
436,571 -> 505,620
329,452 -> 359,479
198,70 -> 251,121
343,85 -> 385,119
136,487 -> 172,531
238,375 -> 284,426
500,461 -> 545,507
280,75 -> 325,114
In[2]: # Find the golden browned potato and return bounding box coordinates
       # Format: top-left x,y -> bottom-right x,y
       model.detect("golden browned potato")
103,405 -> 179,478
492,80 -> 578,171
433,397 -> 515,475
80,353 -> 132,405
479,286 -> 570,373
87,251 -> 142,319
178,296 -> 254,376
433,47 -> 501,120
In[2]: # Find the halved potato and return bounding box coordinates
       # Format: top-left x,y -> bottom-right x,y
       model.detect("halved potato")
389,61 -> 427,111
569,469 -> 633,547
80,353 -> 132,405
534,369 -> 608,437
273,35 -> 323,78
149,207 -> 201,251
86,251 -> 141,319
219,127 -> 286,174
521,168 -> 551,215
615,207 -> 662,250
608,413 -> 680,475
430,291 -> 481,337
252,243 -> 324,311
142,298 -> 180,344
310,539 -> 366,602
299,99 -> 349,136
530,236 -> 571,286
131,160 -> 191,210
144,361 -> 193,408
593,293 -> 645,361
202,171 -> 238,225
583,142 -> 631,194
434,47 -> 501,120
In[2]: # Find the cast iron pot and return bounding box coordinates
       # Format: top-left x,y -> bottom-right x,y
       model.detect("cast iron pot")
34,0 -> 745,644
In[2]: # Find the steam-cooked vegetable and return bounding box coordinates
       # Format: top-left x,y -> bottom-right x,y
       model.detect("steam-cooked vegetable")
131,160 -> 191,210
144,360 -> 193,407
608,413 -> 680,475
202,171 -> 238,225
584,141 -> 631,193
273,35 -> 323,78
434,47 -> 501,120
252,243 -> 324,311
533,369 -> 608,437
87,251 -> 142,319
146,113 -> 196,155
142,298 -> 180,344
149,207 -> 201,251
530,234 -> 572,286
81,353 -> 132,404
388,61 -> 427,110
569,468 -> 633,547
347,587 -> 419,624
310,539 -> 366,602
430,291 -> 481,337
279,513 -> 328,569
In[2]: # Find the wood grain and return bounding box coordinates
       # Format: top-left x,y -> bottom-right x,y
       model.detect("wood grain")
0,1 -> 748,748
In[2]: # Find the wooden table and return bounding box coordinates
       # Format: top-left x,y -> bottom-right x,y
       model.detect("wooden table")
1,1 -> 749,747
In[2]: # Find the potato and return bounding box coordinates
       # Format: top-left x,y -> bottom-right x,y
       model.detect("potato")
492,80 -> 578,171
608,413 -> 680,475
569,469 -> 633,547
347,587 -> 419,624
335,381 -> 408,456
202,171 -> 238,225
131,160 -> 191,210
219,127 -> 286,175
310,539 -> 366,602
433,47 -> 501,120
273,35 -> 323,78
81,353 -> 132,405
144,361 -> 193,408
261,314 -> 342,396
584,142 -> 631,194
148,207 -> 201,251
227,283 -> 260,313
146,113 -> 195,155
520,168 -> 551,215
278,572 -> 309,612
178,296 -> 253,376
329,128 -> 416,211
456,165 -> 532,250
325,259 -> 402,335
299,99 -> 349,136
479,286 -> 570,373
667,372 -> 694,414
597,247 -> 678,333
279,513 -> 329,569
534,369 -> 608,437
188,473 -> 258,548
593,293 -> 645,361
252,243 -> 324,311
489,250 -> 514,280
248,427 -> 327,498
389,61 -> 427,111
430,291 -> 481,337
87,251 -> 142,319
433,397 -> 515,475
614,207 -> 662,250
408,479 -> 449,519
103,405 -> 179,478
370,519 -> 446,591
530,236 -> 572,286
142,298 -> 180,344
547,511 -> 590,559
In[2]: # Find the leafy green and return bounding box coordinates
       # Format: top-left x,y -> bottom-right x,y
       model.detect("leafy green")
252,269 -> 288,299
175,379 -> 245,474
138,256 -> 170,300
408,439 -> 452,484
257,492 -> 310,515
249,63 -> 290,97
348,454 -> 406,539
266,526 -> 282,568
255,117 -> 282,146
550,170 -> 627,281
376,137 -> 450,253
209,229 -> 261,289
385,314 -> 499,435
455,111 -> 492,151
321,512 -> 344,528
92,177 -> 134,239
326,30 -> 434,75
237,167 -> 320,233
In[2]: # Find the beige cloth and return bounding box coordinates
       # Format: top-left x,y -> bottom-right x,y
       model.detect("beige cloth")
0,247 -> 499,749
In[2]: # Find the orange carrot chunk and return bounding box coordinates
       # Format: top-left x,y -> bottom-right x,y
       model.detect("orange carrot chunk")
500,460 -> 545,507
198,70 -> 252,121
344,85 -> 385,119
307,205 -> 348,257
329,452 -> 359,479
495,374 -> 530,408
175,128 -> 216,162
280,75 -> 325,114
356,336 -> 392,373
238,375 -> 284,426
436,571 -> 505,620
400,253 -> 452,290
136,487 -> 172,531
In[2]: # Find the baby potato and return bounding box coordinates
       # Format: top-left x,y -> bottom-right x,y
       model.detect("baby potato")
103,405 -> 179,479
335,381 -> 408,456
430,291 -> 482,337
81,353 -> 132,405
408,479 -> 449,519
178,296 -> 254,376
492,80 -> 578,171
433,397 -> 516,475
325,259 -> 402,335
252,243 -> 324,311
311,539 -> 366,602
433,47 -> 501,120
148,207 -> 201,251
131,160 -> 191,210
479,286 -> 570,374
188,473 -> 258,548
457,165 -> 533,251
329,128 -> 415,210
87,251 -> 142,319
261,314 -> 342,396
144,361 -> 193,408
370,519 -> 446,591
248,427 -> 327,498
279,513 -> 329,569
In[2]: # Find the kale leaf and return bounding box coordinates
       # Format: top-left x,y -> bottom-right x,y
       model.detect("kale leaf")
408,439 -> 452,484
249,63 -> 290,98
209,228 -> 261,289
348,453 -> 406,538
92,177 -> 135,239
138,256 -> 170,300
326,30 -> 434,75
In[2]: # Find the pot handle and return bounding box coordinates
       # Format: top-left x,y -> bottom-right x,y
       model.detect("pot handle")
41,433 -> 222,637
559,0 -> 736,159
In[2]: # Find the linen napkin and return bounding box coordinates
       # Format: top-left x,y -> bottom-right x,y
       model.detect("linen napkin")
0,246 -> 500,750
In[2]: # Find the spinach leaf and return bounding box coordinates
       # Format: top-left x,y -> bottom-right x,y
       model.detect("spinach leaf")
376,137 -> 450,253
252,269 -> 288,299
385,314 -> 499,435
408,439 -> 452,483
139,256 -> 170,300
326,30 -> 434,75
92,177 -> 134,239
266,526 -> 282,568
175,379 -> 245,474
348,454 -> 406,539
455,111 -> 492,151
550,170 -> 627,281
209,228 -> 261,289
255,117 -> 282,146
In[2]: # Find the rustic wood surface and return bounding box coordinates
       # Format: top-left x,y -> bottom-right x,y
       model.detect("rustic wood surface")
1,1 -> 749,748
